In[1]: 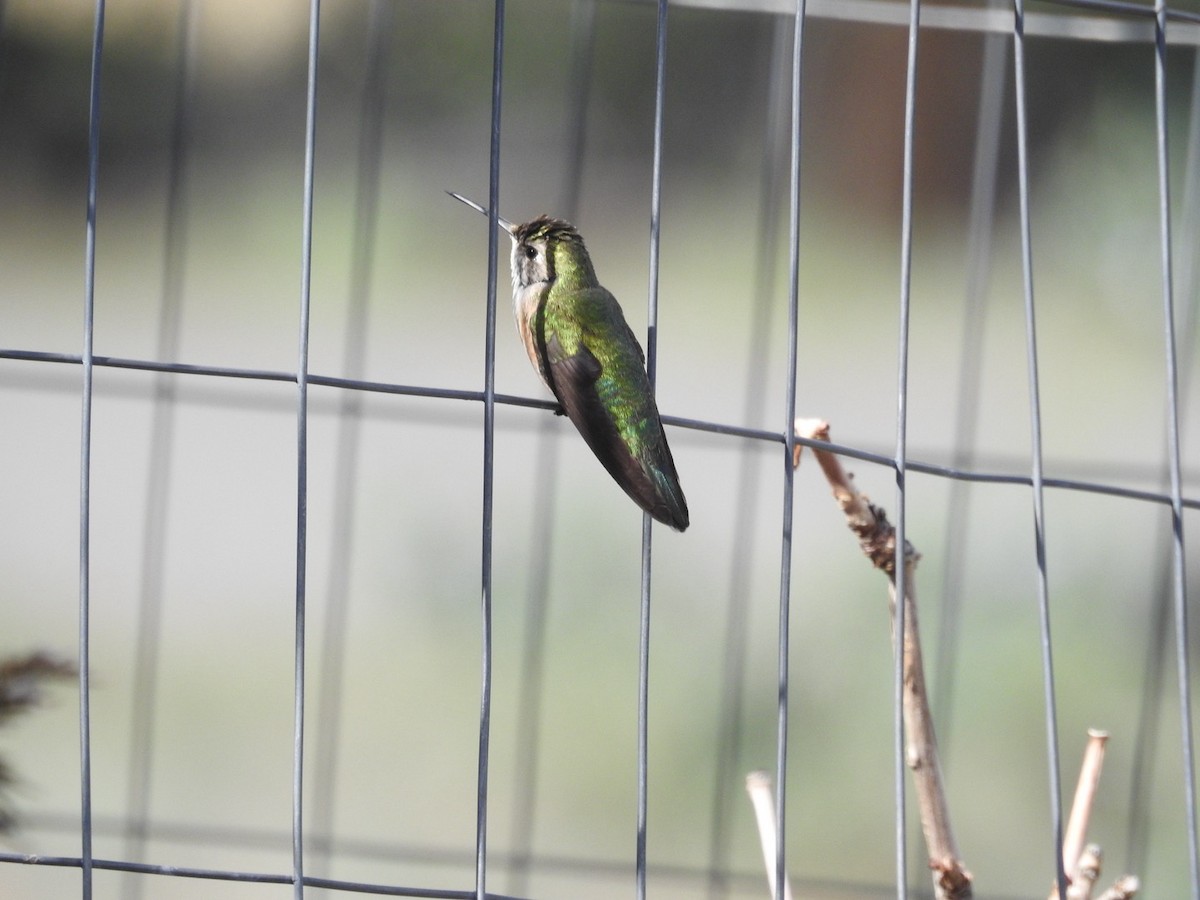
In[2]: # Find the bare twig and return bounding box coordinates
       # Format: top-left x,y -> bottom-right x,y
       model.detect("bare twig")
1062,732 -> 1109,881
1046,732 -> 1138,900
794,418 -> 972,900
745,771 -> 795,900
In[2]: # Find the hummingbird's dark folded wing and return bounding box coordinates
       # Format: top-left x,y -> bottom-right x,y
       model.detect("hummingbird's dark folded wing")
544,332 -> 689,531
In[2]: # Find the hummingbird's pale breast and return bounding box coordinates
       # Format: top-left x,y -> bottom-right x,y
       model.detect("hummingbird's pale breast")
510,244 -> 553,388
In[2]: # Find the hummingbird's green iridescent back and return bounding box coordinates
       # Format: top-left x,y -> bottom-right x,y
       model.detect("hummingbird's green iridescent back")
509,215 -> 689,531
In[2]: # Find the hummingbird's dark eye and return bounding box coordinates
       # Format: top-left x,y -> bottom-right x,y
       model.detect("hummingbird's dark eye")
524,245 -> 537,260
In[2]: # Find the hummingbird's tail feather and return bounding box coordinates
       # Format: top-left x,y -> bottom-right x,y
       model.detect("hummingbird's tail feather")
573,417 -> 689,531
647,462 -> 689,532
602,450 -> 687,532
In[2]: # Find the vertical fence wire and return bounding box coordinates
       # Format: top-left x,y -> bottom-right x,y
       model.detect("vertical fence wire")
507,2 -> 596,895
476,3 -> 506,898
121,5 -> 197,898
893,0 -> 922,895
78,2 -> 106,898
704,14 -> 792,899
310,0 -> 393,879
772,2 -> 806,898
1011,3 -> 1068,897
1126,37 -> 1200,886
292,0 -> 322,896
636,4 -> 668,897
1151,5 -> 1200,896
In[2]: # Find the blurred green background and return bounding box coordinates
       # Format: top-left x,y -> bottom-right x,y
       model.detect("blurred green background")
1,0 -> 1199,897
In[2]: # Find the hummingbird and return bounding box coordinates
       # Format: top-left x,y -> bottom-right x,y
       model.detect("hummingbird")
448,191 -> 689,532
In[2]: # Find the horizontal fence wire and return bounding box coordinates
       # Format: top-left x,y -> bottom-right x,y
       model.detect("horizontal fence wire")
2,348 -> 1195,509
6,843 -> 1049,900
0,0 -> 1197,898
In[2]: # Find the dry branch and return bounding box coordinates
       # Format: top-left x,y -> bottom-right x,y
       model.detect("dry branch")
1062,731 -> 1108,885
1048,733 -> 1139,900
793,420 -> 1143,900
794,418 -> 972,900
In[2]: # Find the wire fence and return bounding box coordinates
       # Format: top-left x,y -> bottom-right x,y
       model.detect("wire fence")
1,0 -> 1198,898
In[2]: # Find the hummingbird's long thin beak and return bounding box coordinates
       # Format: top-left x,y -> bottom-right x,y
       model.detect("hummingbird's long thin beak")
446,190 -> 515,234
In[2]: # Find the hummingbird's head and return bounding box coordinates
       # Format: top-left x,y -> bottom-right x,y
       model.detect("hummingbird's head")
443,193 -> 599,293
511,216 -> 597,292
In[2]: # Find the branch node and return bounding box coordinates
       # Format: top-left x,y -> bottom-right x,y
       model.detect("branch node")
930,857 -> 974,900
1095,875 -> 1140,900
